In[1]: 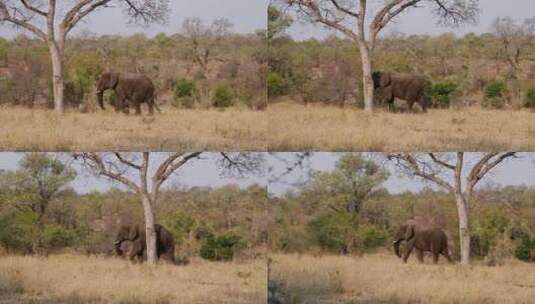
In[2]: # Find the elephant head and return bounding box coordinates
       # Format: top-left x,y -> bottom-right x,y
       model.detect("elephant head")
393,221 -> 415,258
372,71 -> 391,89
96,72 -> 119,110
114,225 -> 140,247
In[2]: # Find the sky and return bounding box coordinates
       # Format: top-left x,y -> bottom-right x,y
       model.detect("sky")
0,0 -> 267,38
268,153 -> 535,196
0,153 -> 267,194
285,0 -> 535,40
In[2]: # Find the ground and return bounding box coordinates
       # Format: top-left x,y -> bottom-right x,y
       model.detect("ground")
269,253 -> 535,304
268,102 -> 535,151
0,107 -> 267,151
0,254 -> 266,304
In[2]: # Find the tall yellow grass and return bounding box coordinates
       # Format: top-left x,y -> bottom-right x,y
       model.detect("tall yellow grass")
0,107 -> 267,151
0,254 -> 266,304
268,102 -> 535,151
270,253 -> 535,304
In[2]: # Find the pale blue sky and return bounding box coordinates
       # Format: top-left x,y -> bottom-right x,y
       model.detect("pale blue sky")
269,153 -> 535,196
285,0 -> 535,40
0,0 -> 267,38
0,153 -> 266,194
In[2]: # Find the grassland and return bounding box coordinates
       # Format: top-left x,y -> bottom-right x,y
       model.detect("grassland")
270,253 -> 535,304
0,107 -> 267,151
268,102 -> 535,151
0,254 -> 266,304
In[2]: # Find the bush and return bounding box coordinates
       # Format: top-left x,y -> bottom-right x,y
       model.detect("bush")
0,209 -> 39,253
212,82 -> 234,108
482,80 -> 507,109
356,224 -> 388,250
472,208 -> 509,257
525,86 -> 535,109
267,72 -> 287,98
162,211 -> 195,247
515,235 -> 535,262
307,212 -> 357,253
174,79 -> 195,98
429,81 -> 458,108
199,233 -> 241,261
43,225 -> 77,249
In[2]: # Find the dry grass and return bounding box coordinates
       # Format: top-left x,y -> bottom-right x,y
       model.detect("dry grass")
268,102 -> 535,151
0,107 -> 267,151
0,254 -> 266,304
270,253 -> 535,304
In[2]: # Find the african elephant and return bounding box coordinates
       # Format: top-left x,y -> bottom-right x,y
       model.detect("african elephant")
372,71 -> 430,112
96,72 -> 161,115
393,219 -> 452,264
113,224 -> 175,263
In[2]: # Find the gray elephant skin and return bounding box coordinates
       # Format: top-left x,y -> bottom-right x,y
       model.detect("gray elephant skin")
372,71 -> 430,112
393,219 -> 452,264
114,224 -> 175,263
96,72 -> 161,115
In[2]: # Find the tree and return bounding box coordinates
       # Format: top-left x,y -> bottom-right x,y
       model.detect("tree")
388,152 -> 516,265
284,0 -> 478,111
307,153 -> 388,214
0,153 -> 76,253
75,152 -> 263,264
0,1 -> 169,113
492,17 -> 535,80
182,17 -> 234,78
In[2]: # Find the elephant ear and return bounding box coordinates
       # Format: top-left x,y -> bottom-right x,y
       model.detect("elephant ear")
109,72 -> 119,89
380,72 -> 392,87
405,223 -> 415,240
128,225 -> 140,240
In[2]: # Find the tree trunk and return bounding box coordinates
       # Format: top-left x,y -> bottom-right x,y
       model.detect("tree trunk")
455,192 -> 470,265
48,43 -> 64,114
360,44 -> 374,112
141,194 -> 158,264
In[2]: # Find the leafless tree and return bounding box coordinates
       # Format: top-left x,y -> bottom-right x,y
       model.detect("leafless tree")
0,0 -> 169,113
282,0 -> 479,112
75,152 -> 263,264
493,17 -> 535,80
388,152 -> 516,265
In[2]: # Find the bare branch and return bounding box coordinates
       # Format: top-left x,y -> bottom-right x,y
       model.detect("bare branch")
428,153 -> 455,170
0,2 -> 47,40
388,153 -> 454,192
20,0 -> 47,16
114,153 -> 142,170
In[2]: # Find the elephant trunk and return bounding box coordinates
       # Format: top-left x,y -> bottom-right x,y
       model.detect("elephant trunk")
393,240 -> 402,258
97,91 -> 105,110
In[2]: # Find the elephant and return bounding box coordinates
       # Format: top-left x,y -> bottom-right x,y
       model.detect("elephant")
96,72 -> 161,115
392,219 -> 452,264
372,71 -> 430,112
113,224 -> 175,263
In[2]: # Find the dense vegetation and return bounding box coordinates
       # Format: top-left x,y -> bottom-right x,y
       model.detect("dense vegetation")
0,154 -> 267,262
268,7 -> 535,109
269,154 -> 535,263
0,18 -> 267,110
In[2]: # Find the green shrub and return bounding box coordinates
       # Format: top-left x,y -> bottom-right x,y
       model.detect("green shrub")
307,212 -> 357,253
525,86 -> 535,109
212,82 -> 234,108
0,209 -> 39,253
43,225 -> 77,249
482,80 -> 507,109
267,72 -> 287,98
429,81 -> 458,108
162,211 -> 196,247
174,79 -> 195,98
356,224 -> 388,250
199,233 -> 241,261
515,235 -> 535,261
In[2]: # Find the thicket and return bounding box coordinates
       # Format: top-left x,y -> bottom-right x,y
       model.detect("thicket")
0,28 -> 266,110
268,8 -> 535,109
270,154 -> 535,263
0,155 -> 267,261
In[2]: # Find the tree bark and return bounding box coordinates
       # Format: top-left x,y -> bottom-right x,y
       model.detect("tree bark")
360,44 -> 374,112
455,192 -> 470,265
141,194 -> 158,264
48,43 -> 64,114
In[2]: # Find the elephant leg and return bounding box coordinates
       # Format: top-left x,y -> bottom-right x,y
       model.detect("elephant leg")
416,249 -> 424,263
148,101 -> 154,116
432,252 -> 439,264
135,102 -> 142,115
